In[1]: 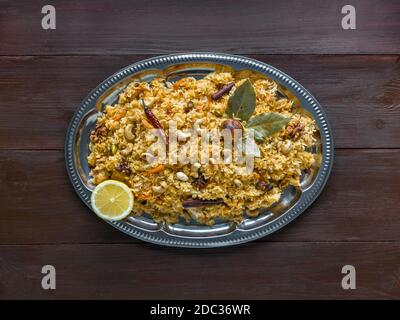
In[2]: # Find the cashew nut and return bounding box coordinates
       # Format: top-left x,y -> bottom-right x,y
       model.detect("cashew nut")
281,140 -> 292,154
234,179 -> 243,188
124,124 -> 135,141
192,162 -> 201,170
160,181 -> 168,189
121,143 -> 133,156
152,185 -> 165,194
176,172 -> 189,182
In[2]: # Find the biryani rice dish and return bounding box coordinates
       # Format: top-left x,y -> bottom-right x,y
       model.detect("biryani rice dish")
88,72 -> 318,224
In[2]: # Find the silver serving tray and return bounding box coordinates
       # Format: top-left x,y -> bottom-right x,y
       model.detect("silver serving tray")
65,53 -> 334,248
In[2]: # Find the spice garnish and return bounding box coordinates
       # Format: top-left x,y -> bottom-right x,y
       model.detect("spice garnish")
142,99 -> 169,147
223,81 -> 289,140
182,198 -> 224,208
286,122 -> 303,139
275,90 -> 287,100
246,112 -> 291,142
193,173 -> 208,189
115,161 -> 131,175
141,118 -> 154,129
225,79 -> 256,121
91,124 -> 108,143
184,101 -> 195,112
212,82 -> 235,100
256,181 -> 273,192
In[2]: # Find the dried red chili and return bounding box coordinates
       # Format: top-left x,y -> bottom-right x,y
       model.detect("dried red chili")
142,99 -> 169,147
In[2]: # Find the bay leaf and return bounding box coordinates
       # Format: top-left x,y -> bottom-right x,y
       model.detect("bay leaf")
246,112 -> 291,142
226,79 -> 256,121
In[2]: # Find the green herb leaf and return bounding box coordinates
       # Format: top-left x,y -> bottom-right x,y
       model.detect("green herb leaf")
246,112 -> 291,142
226,79 -> 256,121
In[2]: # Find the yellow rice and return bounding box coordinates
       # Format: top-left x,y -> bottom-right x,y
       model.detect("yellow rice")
88,72 -> 317,224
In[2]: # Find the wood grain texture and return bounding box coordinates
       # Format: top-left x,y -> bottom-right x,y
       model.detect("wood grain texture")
1,0 -> 400,300
1,243 -> 399,299
0,0 -> 399,55
1,149 -> 399,245
0,54 -> 400,149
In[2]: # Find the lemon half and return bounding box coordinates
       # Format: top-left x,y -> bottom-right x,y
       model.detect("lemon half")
91,180 -> 134,221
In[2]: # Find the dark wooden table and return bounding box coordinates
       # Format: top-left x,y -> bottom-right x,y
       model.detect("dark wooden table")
1,0 -> 400,299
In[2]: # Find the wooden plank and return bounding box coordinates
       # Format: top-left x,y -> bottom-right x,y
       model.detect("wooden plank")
0,243 -> 399,299
0,0 -> 399,55
0,149 -> 399,244
0,54 -> 399,149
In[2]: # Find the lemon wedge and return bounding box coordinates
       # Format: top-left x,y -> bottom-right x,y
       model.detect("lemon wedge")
90,180 -> 134,221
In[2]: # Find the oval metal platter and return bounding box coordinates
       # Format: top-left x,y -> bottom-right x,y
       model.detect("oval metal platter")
65,53 -> 334,248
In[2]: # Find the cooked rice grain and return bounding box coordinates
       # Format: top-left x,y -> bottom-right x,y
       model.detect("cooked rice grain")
88,72 -> 317,224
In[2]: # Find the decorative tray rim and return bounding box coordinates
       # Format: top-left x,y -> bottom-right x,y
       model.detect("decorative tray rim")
65,52 -> 334,248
